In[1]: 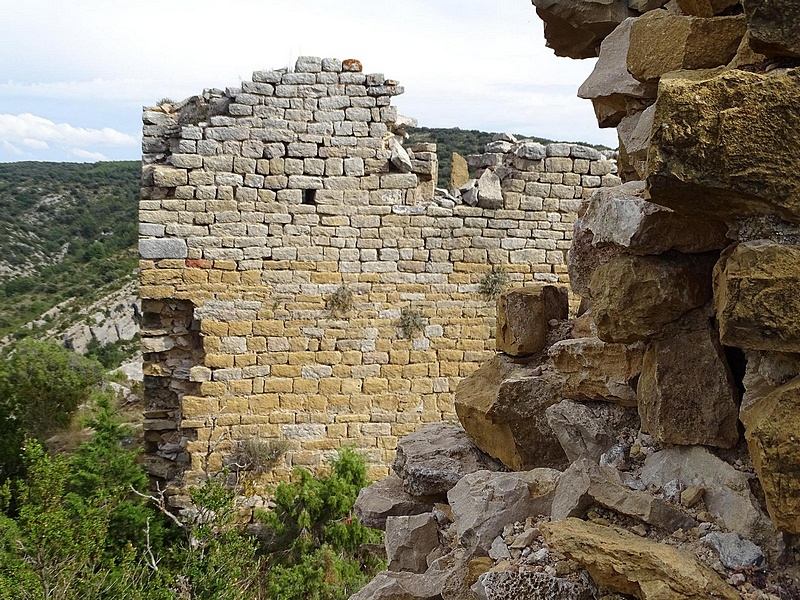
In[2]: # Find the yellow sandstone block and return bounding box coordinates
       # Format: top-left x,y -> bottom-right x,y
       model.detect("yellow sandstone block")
247,337 -> 267,352
263,378 -> 293,393
234,354 -> 257,367
253,321 -> 285,336
205,354 -> 234,368
249,394 -> 279,413
200,381 -> 227,396
293,379 -> 319,394
182,395 -> 218,417
229,380 -> 253,395
271,364 -> 302,378
228,321 -> 253,335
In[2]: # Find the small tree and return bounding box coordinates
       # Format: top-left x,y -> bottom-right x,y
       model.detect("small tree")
0,340 -> 103,481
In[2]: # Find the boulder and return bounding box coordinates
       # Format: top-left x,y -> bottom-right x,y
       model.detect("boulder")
514,141 -> 547,161
640,446 -> 779,552
548,337 -> 644,406
546,398 -> 639,463
540,518 -> 740,600
476,169 -> 503,209
354,474 -> 439,530
454,356 -> 568,471
703,532 -> 765,570
472,570 -> 593,600
448,469 -> 560,554
646,68 -> 800,223
741,377 -> 800,533
589,252 -> 716,343
350,570 -> 445,600
496,285 -> 569,356
532,0 -> 634,59
627,12 -> 746,82
392,423 -> 503,497
714,241 -> 800,352
580,182 -> 728,255
451,152 -> 470,189
637,325 -> 740,448
386,514 -> 440,574
578,18 -> 658,128
743,0 -> 800,59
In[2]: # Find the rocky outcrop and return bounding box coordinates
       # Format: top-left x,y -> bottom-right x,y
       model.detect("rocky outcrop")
546,399 -> 638,463
354,475 -> 439,530
742,0 -> 800,58
540,518 -> 739,600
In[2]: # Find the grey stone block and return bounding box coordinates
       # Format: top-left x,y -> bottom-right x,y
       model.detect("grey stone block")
139,238 -> 188,259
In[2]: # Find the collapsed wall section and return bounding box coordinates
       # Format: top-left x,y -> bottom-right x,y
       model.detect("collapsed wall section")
138,56 -> 619,491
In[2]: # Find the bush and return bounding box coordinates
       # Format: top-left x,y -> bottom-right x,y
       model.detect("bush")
0,340 -> 103,481
259,447 -> 385,600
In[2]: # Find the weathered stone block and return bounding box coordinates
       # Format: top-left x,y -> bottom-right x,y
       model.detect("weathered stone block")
385,513 -> 439,574
454,356 -> 568,471
627,12 -> 746,82
589,252 -> 716,343
139,238 -> 188,259
541,519 -> 739,600
714,241 -> 800,352
638,325 -> 740,448
647,68 -> 800,223
742,377 -> 800,533
548,337 -> 643,406
354,474 -> 438,530
496,284 -> 568,356
743,0 -> 800,58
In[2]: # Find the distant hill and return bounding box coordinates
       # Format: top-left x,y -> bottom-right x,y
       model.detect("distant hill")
0,161 -> 140,339
406,127 -> 612,188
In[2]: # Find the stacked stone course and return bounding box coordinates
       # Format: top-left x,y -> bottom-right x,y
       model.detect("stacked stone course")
139,57 -> 618,490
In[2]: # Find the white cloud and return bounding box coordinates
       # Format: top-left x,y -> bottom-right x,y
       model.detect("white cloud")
0,113 -> 137,159
70,148 -> 110,161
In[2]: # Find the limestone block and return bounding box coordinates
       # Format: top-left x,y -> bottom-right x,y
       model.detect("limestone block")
354,474 -> 439,531
385,513 -> 439,573
703,532 -> 765,571
532,0 -> 635,59
472,570 -> 593,600
495,284 -> 569,356
647,68 -> 800,223
567,221 -> 624,298
541,518 -> 739,600
476,169 -> 503,209
153,166 -> 188,188
638,325 -> 740,448
549,337 -> 643,406
450,152 -> 470,189
742,377 -> 800,533
589,252 -> 716,343
448,469 -> 560,554
454,356 -> 568,471
389,136 -> 413,173
139,238 -> 188,259
641,446 -> 779,553
514,141 -> 547,160
743,0 -> 800,58
627,12 -> 746,82
391,423 -> 503,497
714,241 -> 800,352
546,399 -> 638,463
578,18 -> 658,128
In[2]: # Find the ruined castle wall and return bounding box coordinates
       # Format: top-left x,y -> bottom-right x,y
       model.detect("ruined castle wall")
138,56 -> 620,487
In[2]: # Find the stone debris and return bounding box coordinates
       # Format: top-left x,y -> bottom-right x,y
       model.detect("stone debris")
496,285 -> 569,357
704,531 -> 765,571
354,474 -> 439,530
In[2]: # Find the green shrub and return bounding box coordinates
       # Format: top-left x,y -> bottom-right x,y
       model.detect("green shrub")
260,447 -> 384,600
479,268 -> 510,300
398,306 -> 425,339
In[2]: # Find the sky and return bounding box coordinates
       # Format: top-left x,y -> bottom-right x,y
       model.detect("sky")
0,0 -> 616,163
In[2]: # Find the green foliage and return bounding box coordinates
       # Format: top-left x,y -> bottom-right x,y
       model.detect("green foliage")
85,335 -> 141,369
0,161 -> 139,339
233,437 -> 290,474
0,340 -> 103,481
398,306 -> 426,339
479,268 -> 510,301
259,448 -> 384,600
325,285 -> 354,316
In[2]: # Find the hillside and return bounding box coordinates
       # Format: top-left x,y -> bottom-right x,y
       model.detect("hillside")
0,161 -> 140,339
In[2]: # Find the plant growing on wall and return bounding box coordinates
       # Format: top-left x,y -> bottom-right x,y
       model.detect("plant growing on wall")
479,268 -> 510,301
326,285 -> 354,316
231,437 -> 290,474
398,307 -> 426,339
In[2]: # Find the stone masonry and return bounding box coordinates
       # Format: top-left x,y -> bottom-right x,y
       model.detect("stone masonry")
139,56 -> 619,493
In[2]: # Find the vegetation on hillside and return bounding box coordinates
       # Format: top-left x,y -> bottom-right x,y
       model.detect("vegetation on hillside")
0,161 -> 140,339
0,341 -> 383,599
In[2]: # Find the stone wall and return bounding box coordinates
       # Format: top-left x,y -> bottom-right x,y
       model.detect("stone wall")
138,56 -> 619,489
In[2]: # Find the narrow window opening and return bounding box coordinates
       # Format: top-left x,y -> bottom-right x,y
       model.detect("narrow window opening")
302,189 -> 317,205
